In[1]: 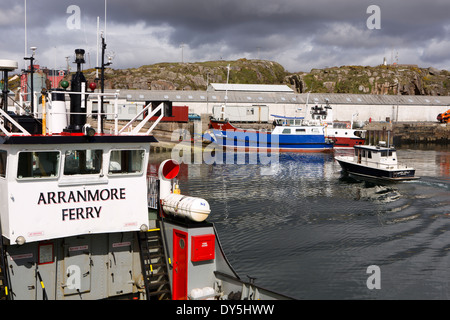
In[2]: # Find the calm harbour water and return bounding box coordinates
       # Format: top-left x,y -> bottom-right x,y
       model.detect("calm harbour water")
153,145 -> 450,299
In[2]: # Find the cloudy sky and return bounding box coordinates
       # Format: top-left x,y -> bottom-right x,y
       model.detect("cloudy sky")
1,0 -> 450,73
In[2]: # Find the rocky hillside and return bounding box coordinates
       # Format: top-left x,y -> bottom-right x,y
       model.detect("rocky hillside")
286,65 -> 450,96
95,61 -> 450,96
82,58 -> 287,91
9,59 -> 450,96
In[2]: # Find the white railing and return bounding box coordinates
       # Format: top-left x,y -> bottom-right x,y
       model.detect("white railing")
119,102 -> 164,135
0,108 -> 31,135
5,87 -> 164,136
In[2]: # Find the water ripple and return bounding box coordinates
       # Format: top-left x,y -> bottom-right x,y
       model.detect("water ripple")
172,148 -> 450,299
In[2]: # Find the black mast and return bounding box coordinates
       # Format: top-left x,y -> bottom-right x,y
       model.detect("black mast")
96,35 -> 112,134
23,48 -> 36,112
65,49 -> 87,132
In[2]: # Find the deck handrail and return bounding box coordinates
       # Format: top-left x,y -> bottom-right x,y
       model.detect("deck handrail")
3,88 -> 164,136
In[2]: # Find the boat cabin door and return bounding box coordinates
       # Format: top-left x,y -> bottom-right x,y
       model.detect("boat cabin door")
172,230 -> 188,300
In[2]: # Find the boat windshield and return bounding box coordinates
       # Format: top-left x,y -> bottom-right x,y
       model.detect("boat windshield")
17,151 -> 60,179
64,150 -> 103,175
275,118 -> 304,126
109,149 -> 145,174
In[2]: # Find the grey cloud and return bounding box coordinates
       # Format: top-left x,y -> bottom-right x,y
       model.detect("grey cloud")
3,0 -> 450,72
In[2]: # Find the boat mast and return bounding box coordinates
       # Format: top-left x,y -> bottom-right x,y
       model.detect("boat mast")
23,47 -> 36,114
96,34 -> 112,133
220,64 -> 230,121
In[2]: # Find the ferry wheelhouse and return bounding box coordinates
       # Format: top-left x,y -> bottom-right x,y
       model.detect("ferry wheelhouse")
0,52 -> 291,300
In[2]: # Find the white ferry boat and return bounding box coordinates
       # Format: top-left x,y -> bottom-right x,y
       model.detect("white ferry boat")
0,49 -> 292,300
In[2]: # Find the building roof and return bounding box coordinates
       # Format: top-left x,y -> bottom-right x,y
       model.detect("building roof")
110,89 -> 450,107
209,83 -> 294,93
304,93 -> 450,106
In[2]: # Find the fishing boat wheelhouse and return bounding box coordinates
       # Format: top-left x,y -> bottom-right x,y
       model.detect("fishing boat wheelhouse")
308,102 -> 365,149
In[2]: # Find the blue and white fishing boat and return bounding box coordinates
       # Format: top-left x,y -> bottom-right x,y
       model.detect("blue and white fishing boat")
208,115 -> 334,152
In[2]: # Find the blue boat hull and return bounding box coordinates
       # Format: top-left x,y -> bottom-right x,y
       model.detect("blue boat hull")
209,129 -> 333,152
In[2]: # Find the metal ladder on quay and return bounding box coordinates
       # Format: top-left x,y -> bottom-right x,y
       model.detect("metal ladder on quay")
138,221 -> 171,300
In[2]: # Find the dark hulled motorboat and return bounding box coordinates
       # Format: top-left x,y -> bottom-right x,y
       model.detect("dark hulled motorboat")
335,142 -> 419,182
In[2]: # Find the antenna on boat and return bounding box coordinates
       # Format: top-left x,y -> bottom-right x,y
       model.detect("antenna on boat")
304,92 -> 310,119
24,0 -> 27,70
219,64 -> 231,121
96,17 -> 100,79
95,34 -> 112,133
387,130 -> 390,148
351,113 -> 358,131
23,46 -> 37,113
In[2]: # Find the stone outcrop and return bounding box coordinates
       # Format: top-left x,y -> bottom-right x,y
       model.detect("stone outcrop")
285,65 -> 450,96
83,58 -> 287,91
9,59 -> 450,97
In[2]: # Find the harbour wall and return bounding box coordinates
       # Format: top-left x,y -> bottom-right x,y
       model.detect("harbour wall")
364,122 -> 450,146
104,117 -> 449,151
110,90 -> 450,124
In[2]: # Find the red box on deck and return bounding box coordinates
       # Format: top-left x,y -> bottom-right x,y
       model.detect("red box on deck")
191,234 -> 215,262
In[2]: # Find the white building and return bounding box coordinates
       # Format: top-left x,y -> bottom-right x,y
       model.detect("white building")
99,83 -> 450,123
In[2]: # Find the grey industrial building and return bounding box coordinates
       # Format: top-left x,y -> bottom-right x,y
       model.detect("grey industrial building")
102,83 -> 450,124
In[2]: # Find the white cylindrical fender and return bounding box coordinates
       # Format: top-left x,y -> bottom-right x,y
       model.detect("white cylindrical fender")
162,193 -> 210,222
50,90 -> 67,133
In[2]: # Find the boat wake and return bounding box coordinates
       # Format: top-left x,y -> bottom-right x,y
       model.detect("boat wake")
411,176 -> 450,191
354,184 -> 402,203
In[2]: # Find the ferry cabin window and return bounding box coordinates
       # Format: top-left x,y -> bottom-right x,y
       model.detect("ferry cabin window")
0,150 -> 6,178
64,150 -> 103,175
109,150 -> 145,174
282,128 -> 291,134
17,151 -> 60,179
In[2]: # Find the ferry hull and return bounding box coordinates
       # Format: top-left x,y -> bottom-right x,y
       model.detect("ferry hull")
2,215 -> 294,300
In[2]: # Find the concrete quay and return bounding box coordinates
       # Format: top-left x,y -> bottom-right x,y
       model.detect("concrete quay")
363,122 -> 450,145
99,118 -> 449,153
